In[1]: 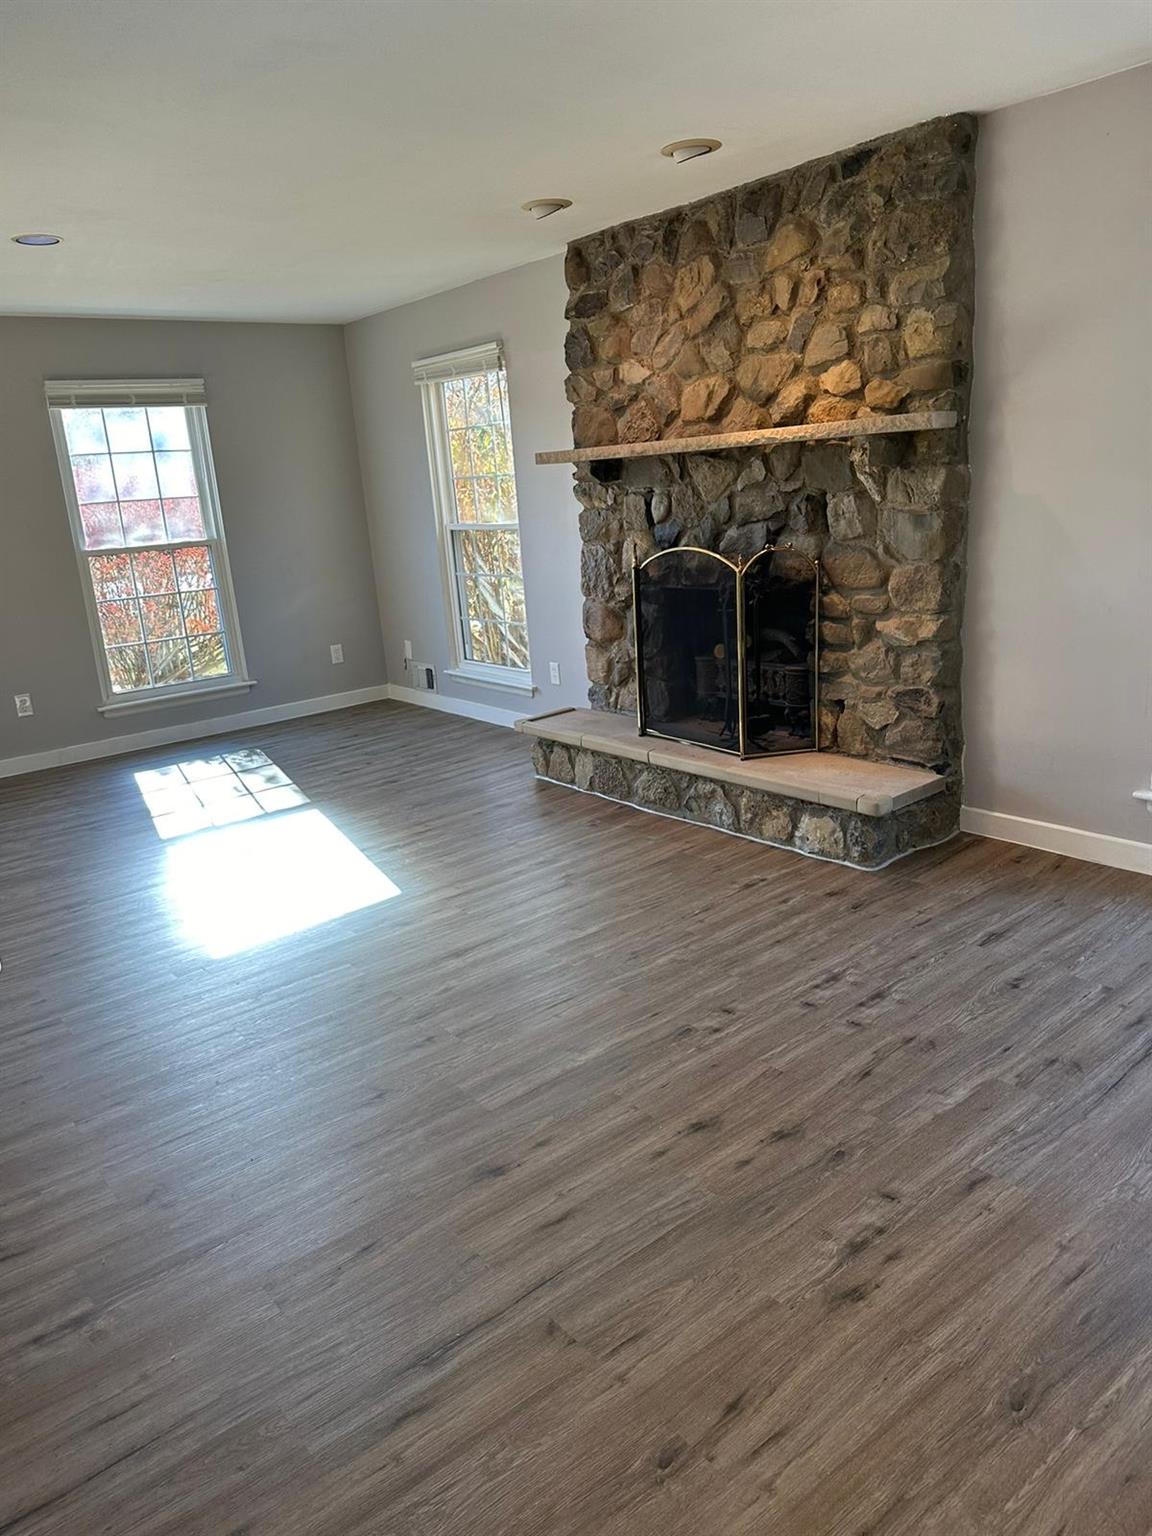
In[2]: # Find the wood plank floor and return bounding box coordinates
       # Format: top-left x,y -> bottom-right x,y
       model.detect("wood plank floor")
2,700 -> 1151,1535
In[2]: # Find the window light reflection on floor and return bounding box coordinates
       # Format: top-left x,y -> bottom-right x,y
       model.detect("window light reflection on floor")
134,751 -> 401,958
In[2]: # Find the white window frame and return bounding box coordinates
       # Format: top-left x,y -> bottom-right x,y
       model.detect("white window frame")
414,343 -> 534,695
46,378 -> 254,715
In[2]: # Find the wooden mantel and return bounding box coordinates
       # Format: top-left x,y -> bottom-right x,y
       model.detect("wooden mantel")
534,409 -> 957,466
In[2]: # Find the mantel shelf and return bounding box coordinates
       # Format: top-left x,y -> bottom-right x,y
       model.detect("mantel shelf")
534,410 -> 957,466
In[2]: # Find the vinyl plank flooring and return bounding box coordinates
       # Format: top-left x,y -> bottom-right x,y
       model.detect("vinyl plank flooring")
1,699 -> 1151,1534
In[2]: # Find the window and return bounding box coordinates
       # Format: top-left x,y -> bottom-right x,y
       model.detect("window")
414,344 -> 531,689
46,378 -> 251,713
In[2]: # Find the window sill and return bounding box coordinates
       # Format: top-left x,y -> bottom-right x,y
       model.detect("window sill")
98,678 -> 257,716
444,665 -> 536,697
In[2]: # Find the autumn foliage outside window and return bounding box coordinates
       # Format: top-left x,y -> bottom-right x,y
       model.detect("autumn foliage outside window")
416,347 -> 530,678
47,386 -> 247,704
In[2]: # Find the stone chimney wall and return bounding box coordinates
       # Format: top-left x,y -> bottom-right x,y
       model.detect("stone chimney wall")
566,115 -> 976,774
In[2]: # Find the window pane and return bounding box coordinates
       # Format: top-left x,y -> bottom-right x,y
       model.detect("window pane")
173,545 -> 214,590
147,407 -> 190,450
163,497 -> 205,541
112,453 -> 159,502
189,632 -> 228,678
505,623 -> 530,670
444,378 -> 468,429
452,477 -> 476,520
181,588 -> 221,634
63,409 -> 108,455
506,579 -> 526,624
492,432 -> 512,477
104,408 -> 151,452
147,639 -> 193,685
107,645 -> 150,692
80,502 -> 124,549
131,549 -> 177,595
141,594 -> 183,640
496,476 -> 518,518
89,552 -> 135,600
448,430 -> 471,479
72,455 -> 117,503
470,427 -> 497,475
121,499 -> 165,544
156,451 -> 197,497
98,600 -> 143,646
453,527 -> 521,577
463,374 -> 487,418
474,478 -> 502,522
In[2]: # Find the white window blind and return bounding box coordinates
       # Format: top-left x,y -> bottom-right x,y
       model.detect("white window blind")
45,378 -> 209,408
411,343 -> 504,387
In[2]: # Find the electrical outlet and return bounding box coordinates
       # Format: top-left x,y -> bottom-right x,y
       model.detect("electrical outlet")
403,639 -> 413,661
330,643 -> 344,664
548,662 -> 561,685
14,693 -> 33,717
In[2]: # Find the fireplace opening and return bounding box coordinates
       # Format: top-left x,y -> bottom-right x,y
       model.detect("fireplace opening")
634,546 -> 819,758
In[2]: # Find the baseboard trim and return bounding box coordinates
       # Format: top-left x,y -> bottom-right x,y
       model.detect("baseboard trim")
385,683 -> 523,729
0,685 -> 392,780
960,806 -> 1152,876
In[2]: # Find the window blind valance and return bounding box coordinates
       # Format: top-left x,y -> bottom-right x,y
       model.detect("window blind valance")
44,378 -> 208,408
411,343 -> 504,386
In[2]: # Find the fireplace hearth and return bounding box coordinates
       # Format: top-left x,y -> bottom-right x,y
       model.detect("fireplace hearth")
634,544 -> 818,757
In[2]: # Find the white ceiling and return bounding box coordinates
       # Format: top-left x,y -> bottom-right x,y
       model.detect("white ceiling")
1,0 -> 1149,324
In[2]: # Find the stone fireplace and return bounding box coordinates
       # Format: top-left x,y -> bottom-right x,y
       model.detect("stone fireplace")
521,114 -> 976,868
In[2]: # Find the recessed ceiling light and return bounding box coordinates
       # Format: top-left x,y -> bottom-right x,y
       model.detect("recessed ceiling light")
11,232 -> 62,246
660,139 -> 722,164
521,199 -> 572,220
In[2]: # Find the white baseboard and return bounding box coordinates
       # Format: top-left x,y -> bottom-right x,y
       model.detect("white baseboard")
0,684 -> 391,781
960,806 -> 1152,876
385,682 -> 523,729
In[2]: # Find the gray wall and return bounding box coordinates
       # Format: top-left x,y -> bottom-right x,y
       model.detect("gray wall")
344,256 -> 584,714
0,317 -> 385,761
965,66 -> 1151,845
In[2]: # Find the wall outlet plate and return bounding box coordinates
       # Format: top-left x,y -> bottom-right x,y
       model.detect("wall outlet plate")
403,639 -> 413,660
330,643 -> 344,664
549,662 -> 561,685
14,693 -> 33,717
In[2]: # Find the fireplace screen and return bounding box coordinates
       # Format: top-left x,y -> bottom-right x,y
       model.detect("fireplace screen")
633,545 -> 819,758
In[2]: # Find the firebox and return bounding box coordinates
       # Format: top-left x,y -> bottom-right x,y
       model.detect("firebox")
633,545 -> 819,758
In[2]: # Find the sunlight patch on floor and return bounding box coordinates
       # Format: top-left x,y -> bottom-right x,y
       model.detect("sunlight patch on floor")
162,806 -> 401,958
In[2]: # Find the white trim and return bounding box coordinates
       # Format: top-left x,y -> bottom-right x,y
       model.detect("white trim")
960,806 -> 1152,876
411,342 -> 504,384
386,683 -> 522,729
0,686 -> 391,781
45,378 -> 207,407
443,664 -> 535,696
98,678 -> 257,715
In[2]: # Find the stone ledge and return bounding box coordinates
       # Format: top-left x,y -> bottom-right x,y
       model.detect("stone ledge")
516,708 -> 945,817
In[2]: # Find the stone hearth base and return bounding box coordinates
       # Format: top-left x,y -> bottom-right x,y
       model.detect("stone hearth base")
528,738 -> 958,871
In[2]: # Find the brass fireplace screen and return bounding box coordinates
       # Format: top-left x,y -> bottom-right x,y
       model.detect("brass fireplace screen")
633,546 -> 819,759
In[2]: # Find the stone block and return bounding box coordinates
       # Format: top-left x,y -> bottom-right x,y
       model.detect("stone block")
736,351 -> 796,404
889,562 -> 947,612
770,374 -> 819,425
804,322 -> 850,368
795,809 -> 846,860
822,545 -> 886,589
820,359 -> 863,396
759,219 -> 817,271
826,491 -> 874,541
583,599 -> 625,643
680,374 -> 732,422
856,304 -> 896,333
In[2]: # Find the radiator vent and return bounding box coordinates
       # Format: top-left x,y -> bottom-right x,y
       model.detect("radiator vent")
406,659 -> 436,692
